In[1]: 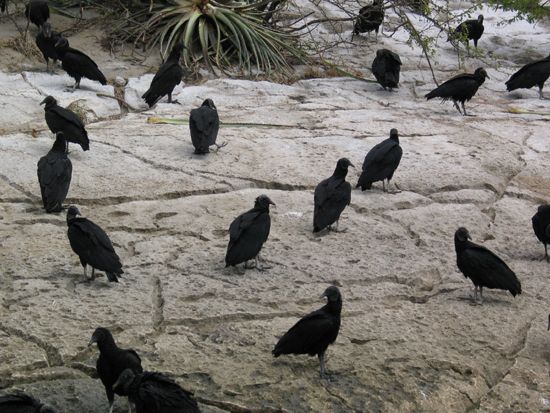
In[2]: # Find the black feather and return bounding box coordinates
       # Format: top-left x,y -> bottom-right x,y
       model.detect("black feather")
189,99 -> 219,154
506,55 -> 550,98
372,49 -> 402,90
357,129 -> 402,191
37,132 -> 72,212
225,195 -> 273,267
142,43 -> 187,107
313,158 -> 353,232
41,96 -> 89,151
25,0 -> 49,28
532,204 -> 550,261
66,207 -> 123,282
114,369 -> 201,413
454,227 -> 522,300
55,37 -> 107,88
90,328 -> 143,411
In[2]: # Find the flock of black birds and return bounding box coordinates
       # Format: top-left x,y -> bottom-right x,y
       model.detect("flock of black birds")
354,2 -> 550,114
2,1 -> 550,412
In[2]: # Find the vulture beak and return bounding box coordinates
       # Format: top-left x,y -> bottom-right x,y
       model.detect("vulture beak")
40,98 -> 47,105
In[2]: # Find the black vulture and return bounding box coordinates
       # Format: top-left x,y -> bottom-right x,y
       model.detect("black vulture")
353,0 -> 384,38
372,49 -> 402,91
89,328 -> 143,413
450,15 -> 484,49
189,99 -> 225,154
454,227 -> 522,304
532,205 -> 550,262
225,195 -> 275,270
113,369 -> 201,413
25,0 -> 49,28
36,22 -> 60,72
356,128 -> 402,192
505,54 -> 550,99
37,132 -> 72,213
40,95 -> 89,151
66,206 -> 123,282
0,393 -> 57,413
54,37 -> 107,90
313,158 -> 354,233
142,42 -> 186,107
272,286 -> 342,379
425,67 -> 489,116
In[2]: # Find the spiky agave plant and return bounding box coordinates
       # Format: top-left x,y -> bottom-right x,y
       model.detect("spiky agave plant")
140,0 -> 304,74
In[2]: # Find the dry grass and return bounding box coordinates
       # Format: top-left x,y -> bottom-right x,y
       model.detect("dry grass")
2,35 -> 42,61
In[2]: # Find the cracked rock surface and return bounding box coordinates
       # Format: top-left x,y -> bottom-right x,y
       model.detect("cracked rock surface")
1,1 -> 550,412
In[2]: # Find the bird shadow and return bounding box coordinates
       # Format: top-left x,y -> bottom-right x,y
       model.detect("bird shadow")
456,294 -> 512,306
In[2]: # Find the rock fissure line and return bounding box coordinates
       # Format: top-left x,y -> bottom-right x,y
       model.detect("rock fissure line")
0,323 -> 63,367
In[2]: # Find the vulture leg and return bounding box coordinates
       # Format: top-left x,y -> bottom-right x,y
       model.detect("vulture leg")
244,260 -> 256,269
461,101 -> 469,116
69,80 -> 80,92
168,92 -> 180,105
254,254 -> 272,272
91,268 -> 96,281
538,85 -> 545,100
387,179 -> 402,194
212,141 -> 228,152
329,220 -> 347,233
544,243 -> 548,262
82,265 -> 88,281
472,286 -> 478,303
382,180 -> 387,192
453,100 -> 462,115
479,287 -> 484,304
319,352 -> 328,379
108,401 -> 114,413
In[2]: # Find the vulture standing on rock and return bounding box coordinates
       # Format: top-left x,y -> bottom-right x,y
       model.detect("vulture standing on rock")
41,95 -> 89,151
54,37 -> 107,90
353,0 -> 384,38
425,67 -> 489,116
532,205 -> 550,262
454,227 -> 522,304
66,206 -> 124,282
0,393 -> 57,413
357,128 -> 402,192
114,369 -> 202,413
505,54 -> 550,99
89,328 -> 143,413
273,286 -> 342,379
189,99 -> 225,154
36,22 -> 61,72
225,195 -> 275,270
313,158 -> 354,233
142,42 -> 186,107
450,15 -> 485,49
37,132 -> 72,213
372,49 -> 402,91
25,0 -> 49,28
